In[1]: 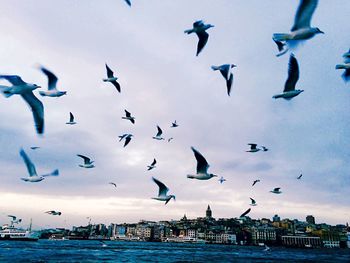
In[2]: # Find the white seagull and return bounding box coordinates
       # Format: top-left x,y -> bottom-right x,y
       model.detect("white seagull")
8,215 -> 22,224
119,134 -> 133,147
211,64 -> 236,96
218,176 -> 226,184
252,179 -> 260,186
187,147 -> 218,180
19,148 -> 59,182
122,110 -> 135,124
273,0 -> 323,48
270,187 -> 282,194
336,50 -> 350,82
297,174 -> 303,179
273,54 -> 303,100
45,210 -> 62,216
77,154 -> 95,168
147,159 -> 157,171
66,112 -> 76,125
0,75 -> 44,134
153,126 -> 164,140
184,20 -> 214,56
250,198 -> 257,206
171,120 -> 179,128
151,177 -> 175,205
103,64 -> 121,93
246,144 -> 260,153
38,66 -> 67,97
109,182 -> 117,188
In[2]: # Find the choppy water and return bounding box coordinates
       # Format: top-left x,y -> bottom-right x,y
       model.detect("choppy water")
0,240 -> 349,262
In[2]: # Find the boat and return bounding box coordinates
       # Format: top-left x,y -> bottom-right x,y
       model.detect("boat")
0,218 -> 39,241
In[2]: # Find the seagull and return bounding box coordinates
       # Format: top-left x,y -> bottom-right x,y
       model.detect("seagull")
8,215 -> 22,224
66,112 -> 76,125
109,182 -> 117,188
0,75 -> 44,134
30,146 -> 40,150
19,148 -> 59,182
246,144 -> 260,153
218,176 -> 226,184
250,198 -> 257,206
272,0 -> 323,48
343,49 -> 350,62
151,177 -> 175,205
103,64 -> 121,92
297,174 -> 303,179
118,133 -> 133,147
211,64 -> 236,96
336,52 -> 350,82
261,146 -> 269,152
77,154 -> 95,168
187,147 -> 218,180
252,179 -> 260,186
45,211 -> 62,216
171,120 -> 179,128
184,20 -> 214,56
273,39 -> 289,57
240,208 -> 251,218
270,187 -> 282,194
38,66 -> 67,97
122,110 -> 135,124
147,159 -> 157,171
124,0 -> 131,7
263,245 -> 270,252
152,126 -> 164,140
273,54 -> 303,100
167,137 -> 174,142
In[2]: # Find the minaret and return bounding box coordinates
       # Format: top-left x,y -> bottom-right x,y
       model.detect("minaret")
206,205 -> 212,218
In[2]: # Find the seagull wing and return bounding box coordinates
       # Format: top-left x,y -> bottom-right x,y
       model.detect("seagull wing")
111,80 -> 121,93
191,147 -> 209,174
240,208 -> 251,218
219,65 -> 231,80
8,215 -> 17,220
250,198 -> 256,204
21,92 -> 44,134
284,54 -> 299,92
105,64 -> 114,78
252,180 -> 257,186
152,177 -> 169,197
156,126 -> 163,137
226,73 -> 233,96
274,187 -> 281,192
342,69 -> 350,82
69,112 -> 74,122
248,143 -> 257,150
124,110 -> 131,117
151,158 -> 157,166
40,66 -> 58,90
20,148 -> 37,177
77,154 -> 91,164
0,75 -> 27,85
124,0 -> 131,6
193,20 -> 204,28
124,136 -> 132,147
273,39 -> 285,52
291,0 -> 318,31
195,31 -> 209,56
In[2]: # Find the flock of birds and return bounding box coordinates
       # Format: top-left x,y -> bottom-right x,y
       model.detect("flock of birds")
0,0 -> 347,220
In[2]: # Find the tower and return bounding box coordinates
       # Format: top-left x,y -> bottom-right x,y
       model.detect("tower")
306,215 -> 315,225
206,205 -> 212,218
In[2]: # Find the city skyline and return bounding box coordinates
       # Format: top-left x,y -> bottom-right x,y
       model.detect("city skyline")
0,0 -> 349,229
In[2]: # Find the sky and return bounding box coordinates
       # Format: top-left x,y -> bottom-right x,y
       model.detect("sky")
0,0 -> 349,229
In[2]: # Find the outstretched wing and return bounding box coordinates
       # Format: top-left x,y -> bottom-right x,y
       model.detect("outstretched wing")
0,75 -> 26,86
124,136 -> 132,147
226,73 -> 233,96
191,147 -> 209,174
240,208 -> 251,218
196,31 -> 209,56
156,126 -> 163,137
105,64 -> 114,78
69,112 -> 74,122
77,154 -> 91,164
248,143 -> 257,150
250,198 -> 256,204
284,54 -> 299,92
21,92 -> 44,134
291,0 -> 318,31
151,158 -> 157,166
40,66 -> 58,90
125,110 -> 131,117
20,148 -> 37,177
152,177 -> 169,197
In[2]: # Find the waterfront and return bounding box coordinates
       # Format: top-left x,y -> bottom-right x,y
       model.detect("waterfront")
0,240 -> 349,262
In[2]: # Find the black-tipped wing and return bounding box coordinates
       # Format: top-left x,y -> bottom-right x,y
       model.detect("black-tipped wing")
342,69 -> 350,82
248,143 -> 258,150
77,154 -> 91,164
196,31 -> 209,56
20,148 -> 37,177
156,126 -> 163,137
124,0 -> 131,6
151,158 -> 156,166
111,80 -> 121,93
193,20 -> 204,28
40,66 -> 58,90
291,0 -> 318,31
284,54 -> 299,92
191,147 -> 209,174
226,73 -> 233,96
274,187 -> 281,192
152,177 -> 169,197
273,39 -> 285,52
250,198 -> 256,204
109,182 -> 117,187
21,92 -> 44,134
105,64 -> 114,78
125,110 -> 131,117
240,208 -> 251,218
0,75 -> 26,85
219,65 -> 230,80
69,112 -> 74,122
124,136 -> 132,147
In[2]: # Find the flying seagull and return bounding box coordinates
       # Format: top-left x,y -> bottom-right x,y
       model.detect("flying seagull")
122,110 -> 135,124
252,179 -> 260,186
297,174 -> 303,179
0,75 -> 44,134
336,50 -> 350,82
45,211 -> 62,216
77,154 -> 95,168
273,39 -> 289,57
151,177 -> 175,205
19,148 -> 59,182
171,120 -> 179,128
167,137 -> 174,142
187,147 -> 218,180
109,182 -> 117,188
184,20 -> 214,56
38,66 -> 67,97
118,133 -> 133,147
103,64 -> 121,92
30,146 -> 40,150
147,159 -> 157,171
8,215 -> 22,224
343,49 -> 350,62
240,208 -> 251,218
270,187 -> 282,194
250,198 -> 257,206
261,146 -> 269,152
273,54 -> 303,100
153,126 -> 164,140
218,176 -> 226,184
66,112 -> 76,125
211,64 -> 236,96
272,0 -> 323,48
124,0 -> 131,7
246,144 -> 260,153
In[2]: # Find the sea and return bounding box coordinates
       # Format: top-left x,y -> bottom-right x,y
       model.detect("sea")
0,240 -> 349,262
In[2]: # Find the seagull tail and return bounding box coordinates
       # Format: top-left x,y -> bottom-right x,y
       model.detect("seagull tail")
211,65 -> 220,71
336,64 -> 346,69
272,94 -> 283,99
273,33 -> 291,42
0,86 -> 13,98
186,175 -> 195,179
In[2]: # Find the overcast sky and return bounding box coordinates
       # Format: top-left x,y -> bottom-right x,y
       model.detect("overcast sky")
0,0 -> 349,229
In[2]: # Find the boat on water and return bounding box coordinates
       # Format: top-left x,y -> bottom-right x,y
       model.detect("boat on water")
0,219 -> 39,241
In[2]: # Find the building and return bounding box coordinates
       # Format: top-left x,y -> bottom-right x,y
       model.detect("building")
251,226 -> 277,245
273,214 -> 280,222
306,215 -> 315,225
206,205 -> 212,219
281,235 -> 322,248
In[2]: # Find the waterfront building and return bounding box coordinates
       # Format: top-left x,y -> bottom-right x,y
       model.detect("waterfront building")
251,226 -> 277,245
281,235 -> 322,248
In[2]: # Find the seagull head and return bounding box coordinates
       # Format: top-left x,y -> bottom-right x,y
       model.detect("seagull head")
171,195 -> 176,201
31,84 -> 41,90
231,64 -> 237,68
